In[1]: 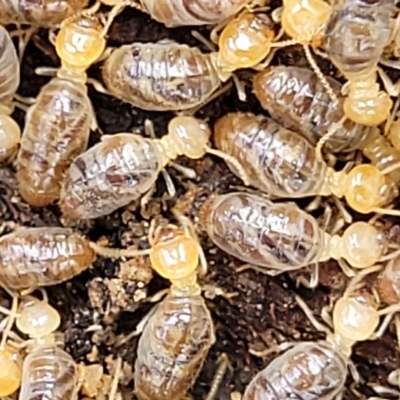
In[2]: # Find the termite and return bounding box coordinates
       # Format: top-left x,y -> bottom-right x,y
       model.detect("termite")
214,112 -> 400,216
199,192 -> 389,274
0,24 -> 21,162
0,295 -> 105,400
253,66 -> 373,153
0,226 -> 151,293
100,0 -> 267,35
253,66 -> 400,185
324,0 -> 395,125
16,13 -> 106,207
129,219 -> 216,400
0,0 -> 89,27
59,116 -> 247,220
245,274 -> 386,400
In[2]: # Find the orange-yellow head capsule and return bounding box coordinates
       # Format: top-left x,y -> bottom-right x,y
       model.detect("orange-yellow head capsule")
56,15 -> 106,71
0,345 -> 22,396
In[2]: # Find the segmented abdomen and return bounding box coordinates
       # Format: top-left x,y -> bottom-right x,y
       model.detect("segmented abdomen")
102,42 -> 221,111
0,227 -> 96,291
135,294 -> 215,400
17,78 -> 92,207
243,342 -> 347,400
60,134 -> 163,219
325,0 -> 394,78
141,0 -> 249,27
253,66 -> 373,152
0,24 -> 19,102
0,0 -> 88,26
202,192 -> 324,270
214,112 -> 328,197
19,346 -> 78,400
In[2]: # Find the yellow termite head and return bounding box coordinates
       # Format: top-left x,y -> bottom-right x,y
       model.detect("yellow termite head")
56,14 -> 106,70
168,116 -> 212,159
333,292 -> 379,342
16,297 -> 61,339
0,345 -> 22,396
149,225 -> 200,284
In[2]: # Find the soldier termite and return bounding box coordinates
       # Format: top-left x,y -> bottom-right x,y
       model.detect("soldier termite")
214,112 -> 400,216
199,192 -> 393,277
245,274 -> 387,400
59,116 -> 247,220
0,226 -> 157,293
16,13 -> 106,207
324,0 -> 395,125
0,24 -> 21,162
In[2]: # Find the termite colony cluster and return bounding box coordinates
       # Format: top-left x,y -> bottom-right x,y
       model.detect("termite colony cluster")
3,0 -> 400,399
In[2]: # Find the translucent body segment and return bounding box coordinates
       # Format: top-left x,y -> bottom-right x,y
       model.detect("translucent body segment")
0,0 -> 89,26
102,42 -> 221,111
243,342 -> 347,400
135,294 -> 215,400
16,78 -> 92,207
0,227 -> 96,291
60,134 -> 164,219
0,114 -> 21,161
18,346 -> 78,400
0,345 -> 22,396
202,192 -> 324,270
361,129 -> 400,185
216,12 -> 275,71
141,0 -> 250,27
214,112 -> 328,197
253,66 -> 373,152
0,24 -> 19,102
325,0 -> 394,78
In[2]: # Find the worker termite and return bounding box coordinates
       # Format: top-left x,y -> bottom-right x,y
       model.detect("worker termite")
199,192 -> 390,275
0,0 -> 89,27
100,0 -> 265,33
0,295 -> 105,400
245,275 -> 386,400
0,226 -> 154,293
253,66 -> 373,153
60,116 -> 246,220
0,24 -> 21,163
122,218 -> 217,400
324,0 -> 395,125
214,112 -> 400,216
16,14 -> 106,207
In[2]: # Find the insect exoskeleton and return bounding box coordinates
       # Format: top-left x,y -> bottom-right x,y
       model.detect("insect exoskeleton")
0,24 -> 21,162
16,14 -> 106,207
324,0 -> 395,125
199,192 -> 388,272
0,344 -> 23,396
60,116 -> 243,219
0,0 -> 89,26
101,41 -> 228,111
133,221 -> 215,400
253,66 -> 374,153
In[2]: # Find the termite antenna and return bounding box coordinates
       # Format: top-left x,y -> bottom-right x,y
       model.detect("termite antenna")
0,294 -> 18,350
315,116 -> 347,160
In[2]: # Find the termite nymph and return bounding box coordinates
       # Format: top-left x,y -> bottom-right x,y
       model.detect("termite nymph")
60,116 -> 247,219
0,24 -> 21,162
100,0 -> 265,34
245,275 -> 384,400
0,0 -> 89,27
199,192 -> 388,274
125,217 -> 215,400
214,112 -> 399,216
0,226 -> 156,293
324,0 -> 395,125
16,13 -> 106,207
